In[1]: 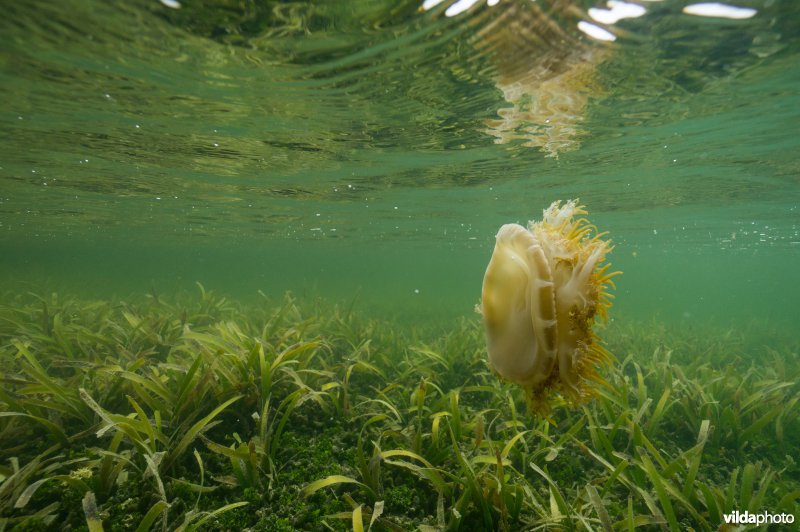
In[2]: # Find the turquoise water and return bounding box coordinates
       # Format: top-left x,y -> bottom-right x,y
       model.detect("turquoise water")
1,0 -> 799,330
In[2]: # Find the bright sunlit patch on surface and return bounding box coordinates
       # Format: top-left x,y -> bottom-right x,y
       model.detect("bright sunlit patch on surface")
683,3 -> 757,19
159,0 -> 181,8
577,21 -> 617,42
445,0 -> 482,17
589,1 -> 647,25
423,0 -> 502,13
422,0 -> 446,10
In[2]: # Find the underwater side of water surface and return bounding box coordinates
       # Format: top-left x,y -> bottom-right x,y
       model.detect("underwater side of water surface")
1,0 -> 799,339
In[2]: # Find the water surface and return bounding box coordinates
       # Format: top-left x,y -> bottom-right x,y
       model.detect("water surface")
1,0 -> 798,331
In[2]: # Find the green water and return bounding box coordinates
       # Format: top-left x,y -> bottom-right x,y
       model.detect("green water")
1,0 -> 799,330
2,3 -> 800,529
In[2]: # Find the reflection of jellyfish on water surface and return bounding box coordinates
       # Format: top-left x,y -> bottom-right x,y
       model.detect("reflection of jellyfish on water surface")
424,0 -> 618,157
424,0 -> 763,157
479,200 -> 620,415
474,3 -> 612,157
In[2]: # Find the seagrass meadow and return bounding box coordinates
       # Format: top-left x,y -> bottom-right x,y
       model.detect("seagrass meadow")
0,286 -> 798,531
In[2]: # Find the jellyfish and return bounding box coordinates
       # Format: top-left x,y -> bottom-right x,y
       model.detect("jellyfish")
480,200 -> 619,414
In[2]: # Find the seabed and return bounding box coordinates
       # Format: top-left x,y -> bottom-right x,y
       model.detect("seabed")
0,286 -> 797,530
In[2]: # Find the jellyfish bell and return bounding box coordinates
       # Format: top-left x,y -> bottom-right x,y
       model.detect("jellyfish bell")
481,223 -> 557,387
480,200 -> 619,414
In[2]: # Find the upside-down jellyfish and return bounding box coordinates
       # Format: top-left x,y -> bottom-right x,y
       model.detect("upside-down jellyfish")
480,200 -> 619,414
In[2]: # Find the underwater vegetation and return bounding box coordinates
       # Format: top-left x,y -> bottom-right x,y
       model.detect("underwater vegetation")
0,287 -> 798,530
481,200 -> 618,415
